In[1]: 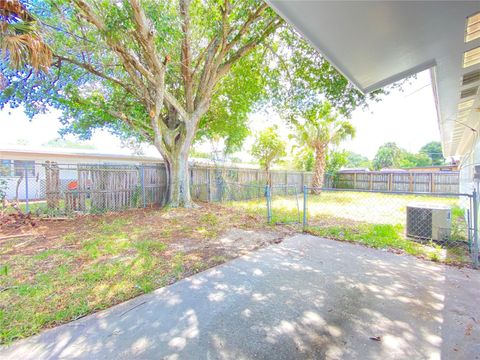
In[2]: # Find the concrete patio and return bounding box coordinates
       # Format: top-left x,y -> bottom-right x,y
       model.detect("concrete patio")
1,234 -> 479,359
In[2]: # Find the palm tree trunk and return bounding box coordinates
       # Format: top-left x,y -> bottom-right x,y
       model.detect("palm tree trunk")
312,145 -> 326,194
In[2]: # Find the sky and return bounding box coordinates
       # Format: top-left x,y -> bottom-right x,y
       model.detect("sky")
0,70 -> 440,161
240,70 -> 440,160
344,70 -> 440,158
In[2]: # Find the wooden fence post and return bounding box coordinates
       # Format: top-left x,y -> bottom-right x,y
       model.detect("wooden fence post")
353,173 -> 357,189
369,173 -> 373,190
431,173 -> 435,193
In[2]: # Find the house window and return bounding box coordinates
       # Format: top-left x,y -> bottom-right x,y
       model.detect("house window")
0,160 -> 12,176
14,160 -> 35,177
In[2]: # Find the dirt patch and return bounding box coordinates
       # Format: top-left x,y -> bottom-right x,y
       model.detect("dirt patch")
1,203 -> 271,251
0,212 -> 38,236
211,228 -> 284,257
0,202 -> 294,344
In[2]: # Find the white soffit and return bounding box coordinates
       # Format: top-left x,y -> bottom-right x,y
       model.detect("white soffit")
268,0 -> 480,158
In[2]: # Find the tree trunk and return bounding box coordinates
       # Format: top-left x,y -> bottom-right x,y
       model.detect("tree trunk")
165,151 -> 193,207
312,145 -> 326,194
154,115 -> 199,208
265,165 -> 271,187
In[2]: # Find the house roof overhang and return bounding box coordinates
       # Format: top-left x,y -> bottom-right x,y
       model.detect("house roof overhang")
268,0 -> 480,158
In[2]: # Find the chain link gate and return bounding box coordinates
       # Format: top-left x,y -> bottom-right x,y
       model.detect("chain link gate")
266,184 -> 301,225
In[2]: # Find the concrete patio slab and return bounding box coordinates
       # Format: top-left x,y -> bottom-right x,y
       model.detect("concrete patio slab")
1,234 -> 479,359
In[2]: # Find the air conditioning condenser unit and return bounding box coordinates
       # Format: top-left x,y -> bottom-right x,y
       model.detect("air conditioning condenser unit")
406,204 -> 451,242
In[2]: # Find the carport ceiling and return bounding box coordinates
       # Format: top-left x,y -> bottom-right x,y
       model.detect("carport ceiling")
268,1 -> 480,157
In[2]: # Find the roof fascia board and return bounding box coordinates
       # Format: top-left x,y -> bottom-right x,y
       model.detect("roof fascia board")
428,67 -> 446,152
363,60 -> 437,93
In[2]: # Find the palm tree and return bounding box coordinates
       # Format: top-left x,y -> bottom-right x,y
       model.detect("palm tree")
291,101 -> 355,190
0,0 -> 52,79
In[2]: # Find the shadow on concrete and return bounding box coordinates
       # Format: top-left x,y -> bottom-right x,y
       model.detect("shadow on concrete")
1,234 -> 479,359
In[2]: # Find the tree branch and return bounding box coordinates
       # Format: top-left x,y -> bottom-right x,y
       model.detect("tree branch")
223,3 -> 269,53
107,108 -> 153,141
179,0 -> 194,112
71,0 -> 155,85
164,90 -> 188,121
128,0 -> 164,74
54,54 -> 139,97
217,17 -> 283,79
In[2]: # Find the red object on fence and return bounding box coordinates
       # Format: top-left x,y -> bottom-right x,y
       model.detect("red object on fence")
67,181 -> 78,190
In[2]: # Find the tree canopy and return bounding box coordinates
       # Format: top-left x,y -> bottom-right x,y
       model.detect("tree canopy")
268,28 -> 385,118
345,151 -> 371,169
1,1 -> 387,206
372,142 -> 441,170
420,141 -> 444,165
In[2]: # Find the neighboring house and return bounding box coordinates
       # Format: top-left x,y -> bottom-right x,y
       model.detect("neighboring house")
0,147 -> 261,201
404,164 -> 460,173
268,1 -> 480,194
0,147 -> 163,201
340,165 -> 459,173
338,168 -> 369,173
0,146 -> 163,166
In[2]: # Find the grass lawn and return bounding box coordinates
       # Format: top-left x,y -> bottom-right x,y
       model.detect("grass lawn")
231,191 -> 472,265
0,191 -> 473,344
0,203 -> 280,344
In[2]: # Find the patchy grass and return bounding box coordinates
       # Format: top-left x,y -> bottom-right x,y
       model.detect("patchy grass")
232,191 -> 472,265
306,223 -> 433,257
0,203 -> 277,344
306,223 -> 471,265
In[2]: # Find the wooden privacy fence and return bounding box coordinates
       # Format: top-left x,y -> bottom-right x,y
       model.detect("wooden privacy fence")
334,171 -> 459,193
44,163 -> 167,213
189,166 -> 319,201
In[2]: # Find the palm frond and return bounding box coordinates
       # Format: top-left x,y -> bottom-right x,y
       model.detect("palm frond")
0,0 -> 52,72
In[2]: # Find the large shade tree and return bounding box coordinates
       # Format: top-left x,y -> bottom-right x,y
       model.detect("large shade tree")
290,101 -> 355,190
0,0 -> 283,207
0,1 -> 386,207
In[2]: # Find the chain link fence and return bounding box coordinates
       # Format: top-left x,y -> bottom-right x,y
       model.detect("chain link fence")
189,167 -> 269,218
266,185 -> 302,224
228,182 -> 479,267
0,162 -> 167,216
0,162 -> 270,217
301,187 -> 478,267
1,161 -> 478,267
